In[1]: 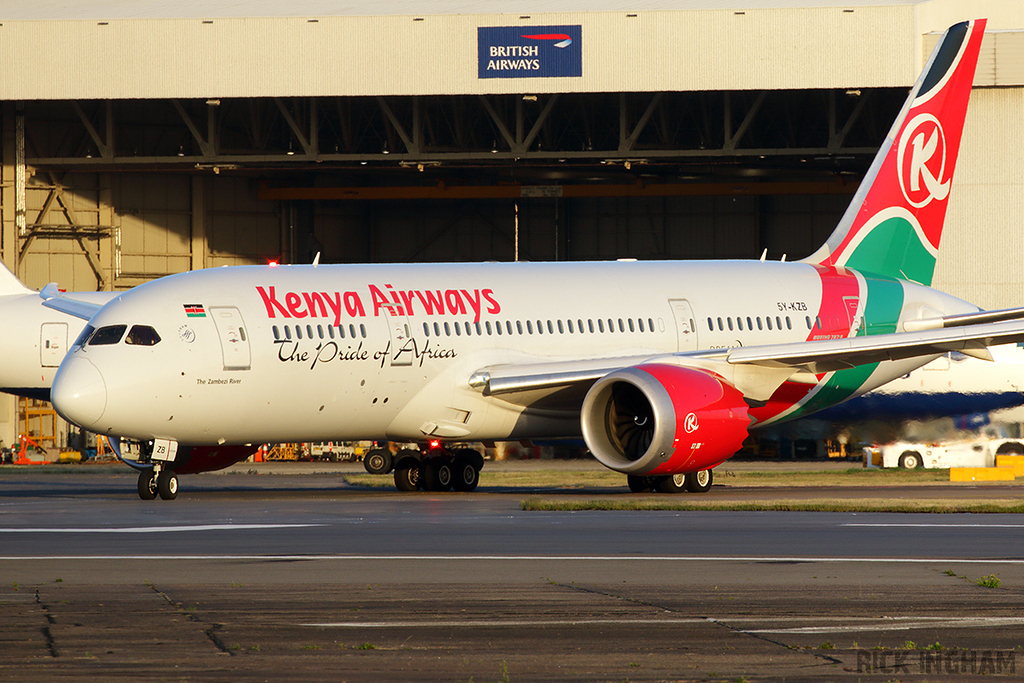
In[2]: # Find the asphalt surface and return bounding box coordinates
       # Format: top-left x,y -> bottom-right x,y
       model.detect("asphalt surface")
2,462 -> 1023,681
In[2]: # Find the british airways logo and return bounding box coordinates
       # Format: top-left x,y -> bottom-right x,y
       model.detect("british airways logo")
478,25 -> 582,79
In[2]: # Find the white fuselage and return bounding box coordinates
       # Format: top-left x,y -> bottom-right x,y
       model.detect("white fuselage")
51,260 -> 976,446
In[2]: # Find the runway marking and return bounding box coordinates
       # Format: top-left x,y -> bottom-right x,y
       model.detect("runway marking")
0,524 -> 325,534
747,616 -> 1024,634
303,615 -> 1024,631
843,528 -> 1024,532
302,618 -> 708,628
0,554 -> 1023,562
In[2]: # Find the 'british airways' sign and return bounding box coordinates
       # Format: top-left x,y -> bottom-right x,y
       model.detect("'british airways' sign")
477,26 -> 582,79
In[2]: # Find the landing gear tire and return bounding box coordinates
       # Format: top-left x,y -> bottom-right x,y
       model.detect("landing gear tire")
157,470 -> 179,500
422,459 -> 453,492
898,451 -> 923,470
451,458 -> 481,492
393,459 -> 421,492
627,475 -> 652,493
138,470 -> 158,500
656,473 -> 687,494
685,469 -> 713,493
364,448 -> 393,475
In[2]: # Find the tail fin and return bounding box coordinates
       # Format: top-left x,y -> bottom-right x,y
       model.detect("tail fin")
0,261 -> 32,296
802,19 -> 986,285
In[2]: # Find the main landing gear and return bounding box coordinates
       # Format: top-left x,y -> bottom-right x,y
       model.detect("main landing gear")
363,444 -> 484,493
137,466 -> 179,500
627,469 -> 713,494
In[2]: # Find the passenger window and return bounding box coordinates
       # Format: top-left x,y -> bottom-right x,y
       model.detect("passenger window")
638,318 -> 644,333
558,320 -> 564,334
318,325 -> 325,339
567,320 -> 574,334
717,317 -> 723,331
628,318 -> 635,332
650,318 -> 656,332
285,326 -> 293,340
349,324 -> 357,338
756,317 -> 762,331
433,322 -> 440,336
598,319 -> 605,333
338,325 -> 345,339
588,319 -> 595,333
547,320 -> 554,334
516,321 -> 523,335
775,316 -> 782,330
475,322 -> 482,335
609,319 -> 615,333
466,322 -> 473,335
239,327 -> 246,342
737,317 -> 743,331
444,322 -> 451,336
423,322 -> 430,336
766,317 -> 772,331
485,321 -> 492,335
360,324 -> 366,338
272,325 -> 280,341
746,316 -> 753,330
577,319 -> 584,333
125,325 -> 161,346
296,326 -> 303,340
785,317 -> 792,330
727,318 -> 733,331
328,325 -> 335,339
454,323 -> 461,336
527,320 -> 534,334
537,320 -> 544,334
708,318 -> 713,331
88,324 -> 127,346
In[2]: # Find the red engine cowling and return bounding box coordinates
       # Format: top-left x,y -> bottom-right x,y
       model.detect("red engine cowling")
580,363 -> 749,476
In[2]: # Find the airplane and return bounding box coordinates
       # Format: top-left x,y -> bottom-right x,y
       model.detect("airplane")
45,19 -> 1024,501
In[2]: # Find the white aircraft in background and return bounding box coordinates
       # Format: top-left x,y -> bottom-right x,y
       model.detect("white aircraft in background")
44,19 -> 1024,501
0,262 -> 113,400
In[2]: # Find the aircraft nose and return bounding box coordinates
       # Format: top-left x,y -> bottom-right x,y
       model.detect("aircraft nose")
52,356 -> 107,429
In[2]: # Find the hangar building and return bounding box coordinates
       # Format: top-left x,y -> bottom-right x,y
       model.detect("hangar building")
0,0 -> 1021,451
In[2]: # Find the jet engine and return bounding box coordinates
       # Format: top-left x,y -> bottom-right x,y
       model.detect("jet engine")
580,363 -> 750,475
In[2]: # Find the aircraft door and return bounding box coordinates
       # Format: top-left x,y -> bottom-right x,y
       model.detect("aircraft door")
41,322 -> 68,367
209,306 -> 251,370
382,308 -> 414,367
668,299 -> 698,351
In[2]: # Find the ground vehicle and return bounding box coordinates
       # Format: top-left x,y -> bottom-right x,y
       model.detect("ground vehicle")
865,439 -> 1024,469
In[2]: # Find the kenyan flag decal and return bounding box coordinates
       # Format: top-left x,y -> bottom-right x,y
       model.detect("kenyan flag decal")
184,304 -> 206,318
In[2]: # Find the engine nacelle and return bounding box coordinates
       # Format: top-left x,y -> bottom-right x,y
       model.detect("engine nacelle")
580,363 -> 750,476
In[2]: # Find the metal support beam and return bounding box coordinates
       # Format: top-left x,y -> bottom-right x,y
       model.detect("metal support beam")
71,101 -> 112,160
828,90 -> 869,152
725,91 -> 767,152
376,96 -> 419,156
171,99 -> 215,157
274,98 -> 315,157
619,93 -> 663,154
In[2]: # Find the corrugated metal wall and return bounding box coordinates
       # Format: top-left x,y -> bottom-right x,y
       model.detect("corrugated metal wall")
0,7 -> 915,100
931,86 -> 1024,309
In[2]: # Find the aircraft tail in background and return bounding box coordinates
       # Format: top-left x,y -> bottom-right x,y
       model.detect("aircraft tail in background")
0,261 -> 32,296
803,18 -> 986,286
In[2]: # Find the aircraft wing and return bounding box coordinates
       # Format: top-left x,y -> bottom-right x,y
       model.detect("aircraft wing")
472,318 -> 1024,404
39,283 -> 107,321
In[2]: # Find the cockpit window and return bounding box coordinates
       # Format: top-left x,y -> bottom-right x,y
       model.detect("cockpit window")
88,324 -> 127,346
126,325 -> 161,346
73,324 -> 95,348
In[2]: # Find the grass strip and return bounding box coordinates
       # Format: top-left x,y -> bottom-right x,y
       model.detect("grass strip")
520,498 -> 1024,513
